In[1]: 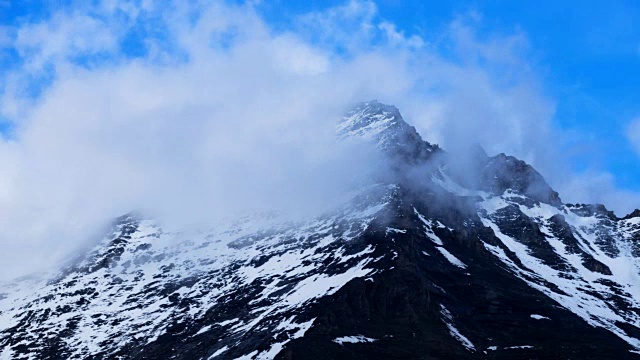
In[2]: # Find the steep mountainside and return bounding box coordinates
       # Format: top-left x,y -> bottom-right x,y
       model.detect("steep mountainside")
1,101 -> 639,359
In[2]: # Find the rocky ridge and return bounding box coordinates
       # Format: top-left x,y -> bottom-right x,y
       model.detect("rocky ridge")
0,100 -> 639,359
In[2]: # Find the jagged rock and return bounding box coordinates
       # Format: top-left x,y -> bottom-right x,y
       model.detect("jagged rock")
624,209 -> 640,220
0,101 -> 639,359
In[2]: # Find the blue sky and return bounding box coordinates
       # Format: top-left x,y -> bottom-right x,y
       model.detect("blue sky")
0,0 -> 638,214
2,1 -> 637,188
0,0 -> 640,277
254,0 -> 640,189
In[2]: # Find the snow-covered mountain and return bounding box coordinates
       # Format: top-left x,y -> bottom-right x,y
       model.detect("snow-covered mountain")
1,100 -> 639,359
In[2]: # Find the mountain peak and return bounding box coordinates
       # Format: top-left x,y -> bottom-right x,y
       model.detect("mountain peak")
337,100 -> 403,140
481,153 -> 562,206
623,208 -> 640,220
3,101 -> 639,360
338,100 -> 438,163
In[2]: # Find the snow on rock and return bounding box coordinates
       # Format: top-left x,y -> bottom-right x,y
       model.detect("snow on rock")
208,346 -> 229,359
1,101 -> 639,359
479,192 -> 640,350
440,305 -> 475,352
436,247 -> 467,269
414,208 -> 444,245
337,100 -> 436,159
0,185 -> 394,360
0,347 -> 14,360
333,335 -> 378,345
386,227 -> 407,235
530,314 -> 550,320
431,168 -> 488,198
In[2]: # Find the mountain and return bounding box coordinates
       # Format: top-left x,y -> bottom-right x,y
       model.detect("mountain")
1,100 -> 640,359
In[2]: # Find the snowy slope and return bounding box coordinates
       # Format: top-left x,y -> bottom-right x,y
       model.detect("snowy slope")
1,100 -> 639,359
479,190 -> 640,348
0,184 -> 396,359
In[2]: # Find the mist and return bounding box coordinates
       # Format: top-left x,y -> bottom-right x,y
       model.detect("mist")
0,0 -> 637,281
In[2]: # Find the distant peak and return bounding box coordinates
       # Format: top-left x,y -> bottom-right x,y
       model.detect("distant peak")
482,153 -> 562,206
623,209 -> 640,220
359,100 -> 402,117
337,100 -> 404,141
358,99 -> 397,110
469,143 -> 488,158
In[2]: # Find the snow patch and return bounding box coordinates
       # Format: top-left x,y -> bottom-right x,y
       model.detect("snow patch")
530,314 -> 550,320
414,208 -> 444,245
430,168 -> 490,199
235,350 -> 258,360
479,196 -> 640,350
436,247 -> 467,269
440,305 -> 475,351
194,325 -> 211,336
0,348 -> 15,360
208,346 -> 229,359
333,335 -> 377,345
386,227 -> 406,235
445,323 -> 475,352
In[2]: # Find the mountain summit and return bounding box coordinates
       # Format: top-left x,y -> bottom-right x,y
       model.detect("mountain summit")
1,102 -> 639,359
338,100 -> 437,163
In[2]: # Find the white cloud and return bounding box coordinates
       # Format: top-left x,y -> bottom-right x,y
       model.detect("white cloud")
378,21 -> 425,49
0,1 -> 413,280
558,171 -> 640,216
15,11 -> 121,72
0,0 -> 637,280
448,13 -> 530,68
271,34 -> 330,75
627,117 -> 640,155
295,0 -> 378,52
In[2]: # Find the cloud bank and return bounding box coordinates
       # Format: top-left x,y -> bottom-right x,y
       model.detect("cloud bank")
627,117 -> 640,156
0,0 -> 637,280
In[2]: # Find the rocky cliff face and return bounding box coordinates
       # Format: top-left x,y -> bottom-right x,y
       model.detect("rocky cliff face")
1,101 -> 639,359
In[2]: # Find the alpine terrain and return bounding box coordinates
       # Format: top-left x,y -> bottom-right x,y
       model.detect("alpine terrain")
1,100 -> 639,359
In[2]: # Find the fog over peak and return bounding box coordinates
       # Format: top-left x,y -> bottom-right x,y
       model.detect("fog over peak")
0,1 -> 637,281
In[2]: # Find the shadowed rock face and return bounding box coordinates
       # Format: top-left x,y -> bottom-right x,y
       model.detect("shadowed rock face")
481,153 -> 562,206
624,209 -> 640,220
1,102 -> 639,359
